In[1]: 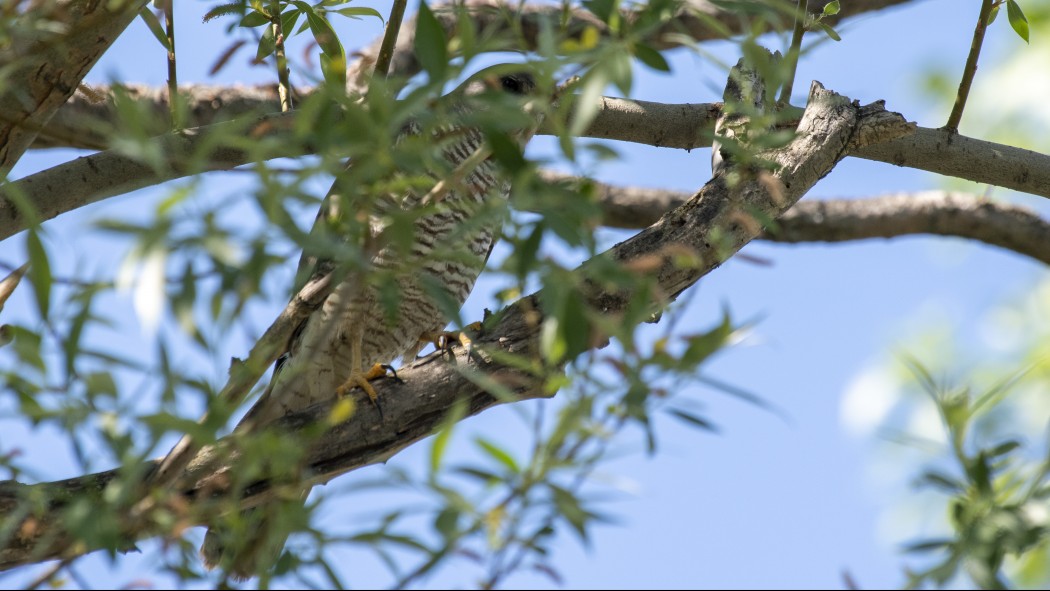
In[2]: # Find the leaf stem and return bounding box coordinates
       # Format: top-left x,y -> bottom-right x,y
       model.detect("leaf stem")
373,0 -> 410,79
163,0 -> 180,129
945,0 -> 995,132
272,0 -> 293,111
778,0 -> 807,105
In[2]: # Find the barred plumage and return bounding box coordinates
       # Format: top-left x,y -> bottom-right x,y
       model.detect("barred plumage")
201,73 -> 539,578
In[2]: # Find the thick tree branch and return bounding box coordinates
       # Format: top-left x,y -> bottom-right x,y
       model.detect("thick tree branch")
11,90 -> 1050,246
0,83 -> 912,569
345,0 -> 923,94
0,111 -> 303,240
541,171 -> 1050,265
0,0 -> 149,174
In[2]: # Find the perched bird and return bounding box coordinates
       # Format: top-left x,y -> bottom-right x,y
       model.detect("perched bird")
201,72 -> 540,578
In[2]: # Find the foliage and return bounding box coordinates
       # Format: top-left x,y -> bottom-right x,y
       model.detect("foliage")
0,0 -> 1046,589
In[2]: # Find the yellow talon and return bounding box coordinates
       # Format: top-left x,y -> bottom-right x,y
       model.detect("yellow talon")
335,363 -> 391,419
424,321 -> 483,352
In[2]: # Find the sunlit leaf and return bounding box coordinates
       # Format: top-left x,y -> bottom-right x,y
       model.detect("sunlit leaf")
1006,0 -> 1030,44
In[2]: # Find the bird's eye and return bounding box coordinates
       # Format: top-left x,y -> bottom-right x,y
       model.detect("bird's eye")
501,76 -> 522,94
500,74 -> 534,95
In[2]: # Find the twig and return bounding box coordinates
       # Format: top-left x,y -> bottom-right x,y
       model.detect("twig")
945,0 -> 995,132
373,0 -> 410,79
778,0 -> 808,105
272,0 -> 293,112
162,0 -> 181,129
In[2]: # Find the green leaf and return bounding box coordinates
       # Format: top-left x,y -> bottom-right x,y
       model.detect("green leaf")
239,11 -> 271,27
549,484 -> 590,543
306,11 -> 343,57
256,25 -> 276,60
330,6 -> 384,21
281,9 -> 302,37
680,312 -> 732,367
988,439 -> 1022,458
822,0 -> 841,17
903,538 -> 954,554
916,470 -> 965,493
139,8 -> 173,52
413,1 -> 448,80
986,4 -> 1000,25
430,398 -> 466,474
1006,0 -> 1030,43
633,43 -> 670,72
474,437 -> 520,473
815,21 -> 841,41
25,231 -> 50,319
540,316 -> 566,363
570,67 -> 607,138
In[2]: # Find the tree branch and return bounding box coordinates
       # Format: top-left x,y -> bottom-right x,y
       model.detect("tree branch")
12,88 -> 1050,246
0,0 -> 149,174
0,82 -> 912,569
345,0 -> 924,94
541,171 -> 1050,265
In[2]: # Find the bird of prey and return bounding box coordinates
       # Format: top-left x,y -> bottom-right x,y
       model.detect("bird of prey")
200,71 -> 540,578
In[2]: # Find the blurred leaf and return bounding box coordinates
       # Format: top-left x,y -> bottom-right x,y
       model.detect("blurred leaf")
815,21 -> 841,41
239,11 -> 271,27
917,470 -> 965,493
0,263 -> 28,312
430,398 -> 467,474
414,1 -> 448,80
822,0 -> 841,17
474,437 -> 520,474
904,538 -> 954,554
667,409 -> 719,433
633,43 -> 670,72
25,231 -> 50,320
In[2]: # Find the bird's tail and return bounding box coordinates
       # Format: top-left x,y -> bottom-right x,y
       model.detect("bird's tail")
200,487 -> 312,580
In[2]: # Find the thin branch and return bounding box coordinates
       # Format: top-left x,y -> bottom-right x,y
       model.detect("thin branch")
372,0 -> 410,79
163,0 -> 181,129
271,0 -> 293,112
778,0 -> 808,105
0,0 -> 150,174
945,0 -> 994,132
540,172 -> 1050,265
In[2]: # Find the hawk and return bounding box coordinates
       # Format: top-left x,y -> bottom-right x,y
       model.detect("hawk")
200,72 -> 540,578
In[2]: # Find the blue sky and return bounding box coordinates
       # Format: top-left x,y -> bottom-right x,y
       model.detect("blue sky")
3,0 -> 1050,588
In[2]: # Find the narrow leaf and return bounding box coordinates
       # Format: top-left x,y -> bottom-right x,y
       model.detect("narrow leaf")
474,437 -> 520,473
1006,0 -> 1030,43
413,1 -> 448,80
25,231 -> 51,319
139,8 -> 173,52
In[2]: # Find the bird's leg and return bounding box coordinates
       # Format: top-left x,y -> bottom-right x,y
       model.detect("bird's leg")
335,331 -> 388,419
422,321 -> 483,352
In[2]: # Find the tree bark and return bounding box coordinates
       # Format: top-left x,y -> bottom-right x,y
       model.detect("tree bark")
0,0 -> 149,174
